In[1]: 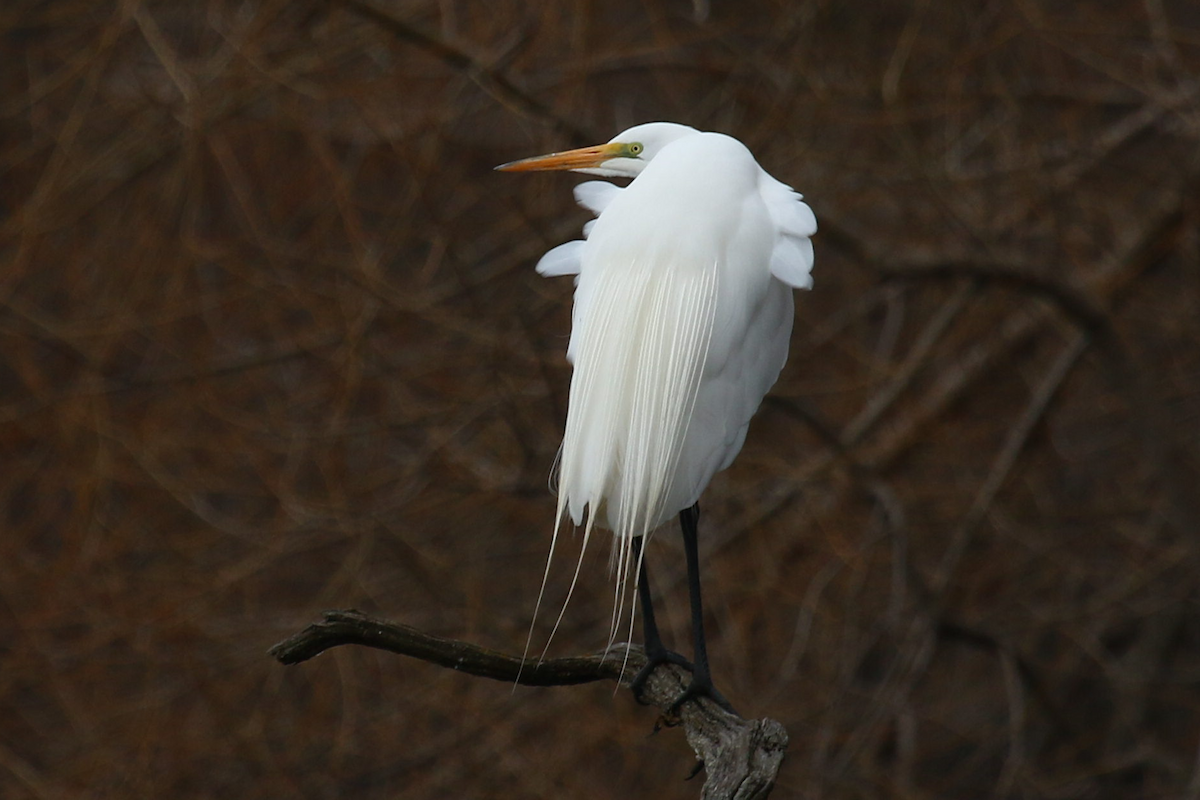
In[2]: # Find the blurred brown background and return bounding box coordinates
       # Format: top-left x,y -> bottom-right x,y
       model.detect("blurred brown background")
3,0 -> 1200,797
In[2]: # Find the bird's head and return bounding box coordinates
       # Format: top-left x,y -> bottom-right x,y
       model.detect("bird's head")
496,122 -> 699,178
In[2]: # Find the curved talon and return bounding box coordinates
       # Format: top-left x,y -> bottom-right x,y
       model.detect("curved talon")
629,647 -> 693,704
666,674 -> 737,717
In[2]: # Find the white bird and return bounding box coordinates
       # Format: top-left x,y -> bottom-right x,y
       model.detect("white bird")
497,122 -> 816,708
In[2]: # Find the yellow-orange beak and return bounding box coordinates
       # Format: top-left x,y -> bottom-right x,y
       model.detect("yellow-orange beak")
495,142 -> 625,172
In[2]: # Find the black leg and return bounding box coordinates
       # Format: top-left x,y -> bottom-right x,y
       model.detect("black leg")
672,502 -> 735,714
635,535 -> 665,659
628,534 -> 692,703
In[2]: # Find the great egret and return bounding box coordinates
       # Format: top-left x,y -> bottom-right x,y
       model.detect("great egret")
498,122 -> 816,709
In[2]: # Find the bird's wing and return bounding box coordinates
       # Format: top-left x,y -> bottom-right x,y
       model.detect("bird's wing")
536,240 -> 584,277
534,182 -> 623,278
574,180 -> 621,215
762,178 -> 817,289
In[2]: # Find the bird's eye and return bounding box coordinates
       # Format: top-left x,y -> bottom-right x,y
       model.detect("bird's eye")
627,142 -> 644,156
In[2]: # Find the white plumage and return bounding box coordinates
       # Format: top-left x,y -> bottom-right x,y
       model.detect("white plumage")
498,123 -> 815,680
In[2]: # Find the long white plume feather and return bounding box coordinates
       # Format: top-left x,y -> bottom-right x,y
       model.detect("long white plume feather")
545,252 -> 720,658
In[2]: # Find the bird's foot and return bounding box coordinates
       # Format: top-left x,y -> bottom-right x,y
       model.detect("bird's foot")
629,646 -> 693,706
666,671 -> 737,717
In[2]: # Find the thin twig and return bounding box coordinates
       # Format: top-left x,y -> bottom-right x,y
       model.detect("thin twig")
271,608 -> 620,684
332,0 -> 593,141
932,332 -> 1092,591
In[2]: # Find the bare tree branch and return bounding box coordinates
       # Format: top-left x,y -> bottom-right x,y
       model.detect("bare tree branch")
271,610 -> 789,800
